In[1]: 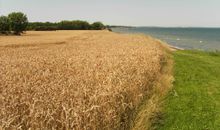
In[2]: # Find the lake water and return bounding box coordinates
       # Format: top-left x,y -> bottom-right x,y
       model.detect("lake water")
112,27 -> 220,51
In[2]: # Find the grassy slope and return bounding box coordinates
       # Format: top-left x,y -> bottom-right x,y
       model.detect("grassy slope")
157,50 -> 220,130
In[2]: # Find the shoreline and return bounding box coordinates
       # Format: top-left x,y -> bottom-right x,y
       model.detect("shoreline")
110,30 -> 185,51
168,45 -> 185,51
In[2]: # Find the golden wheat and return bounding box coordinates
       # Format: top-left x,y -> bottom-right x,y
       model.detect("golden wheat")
0,30 -> 165,130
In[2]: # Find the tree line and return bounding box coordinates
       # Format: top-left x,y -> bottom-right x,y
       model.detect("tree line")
27,21 -> 105,31
0,12 -> 106,35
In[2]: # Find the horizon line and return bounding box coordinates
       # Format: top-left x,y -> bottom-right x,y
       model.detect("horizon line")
110,25 -> 220,28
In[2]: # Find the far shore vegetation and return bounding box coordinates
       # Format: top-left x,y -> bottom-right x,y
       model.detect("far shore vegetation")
27,21 -> 105,31
0,12 -> 106,35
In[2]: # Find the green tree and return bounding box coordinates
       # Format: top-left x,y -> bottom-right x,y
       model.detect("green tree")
91,22 -> 105,30
8,12 -> 28,35
58,20 -> 74,30
0,16 -> 10,34
58,20 -> 90,30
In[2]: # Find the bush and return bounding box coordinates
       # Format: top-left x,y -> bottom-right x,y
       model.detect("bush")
8,12 -> 28,35
27,22 -> 58,31
0,16 -> 10,34
35,26 -> 57,31
91,22 -> 105,30
58,21 -> 74,30
58,20 -> 90,30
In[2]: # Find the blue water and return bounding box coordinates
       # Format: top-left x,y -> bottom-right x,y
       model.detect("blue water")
112,27 -> 220,51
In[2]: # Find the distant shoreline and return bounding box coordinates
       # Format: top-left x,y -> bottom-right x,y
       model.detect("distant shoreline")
110,29 -> 184,51
110,26 -> 220,29
168,45 -> 184,51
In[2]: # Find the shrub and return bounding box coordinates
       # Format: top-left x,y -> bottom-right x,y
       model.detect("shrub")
35,26 -> 57,31
8,12 -> 28,35
91,22 -> 105,30
27,22 -> 59,31
58,20 -> 74,30
58,20 -> 90,30
0,16 -> 10,34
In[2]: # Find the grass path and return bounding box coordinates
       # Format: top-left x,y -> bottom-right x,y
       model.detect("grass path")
157,50 -> 220,130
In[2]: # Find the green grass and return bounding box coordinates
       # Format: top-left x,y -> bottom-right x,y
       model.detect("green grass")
156,50 -> 220,130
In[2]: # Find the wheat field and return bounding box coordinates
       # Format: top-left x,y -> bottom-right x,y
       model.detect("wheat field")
0,31 -> 166,130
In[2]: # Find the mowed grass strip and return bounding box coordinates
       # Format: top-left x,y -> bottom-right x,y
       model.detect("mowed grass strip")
156,50 -> 220,130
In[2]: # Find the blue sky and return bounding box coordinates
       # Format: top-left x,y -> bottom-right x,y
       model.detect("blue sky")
0,0 -> 220,27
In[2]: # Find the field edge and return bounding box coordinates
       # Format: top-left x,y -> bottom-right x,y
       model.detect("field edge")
130,41 -> 174,130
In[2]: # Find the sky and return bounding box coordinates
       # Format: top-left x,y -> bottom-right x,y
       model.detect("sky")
0,0 -> 220,27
